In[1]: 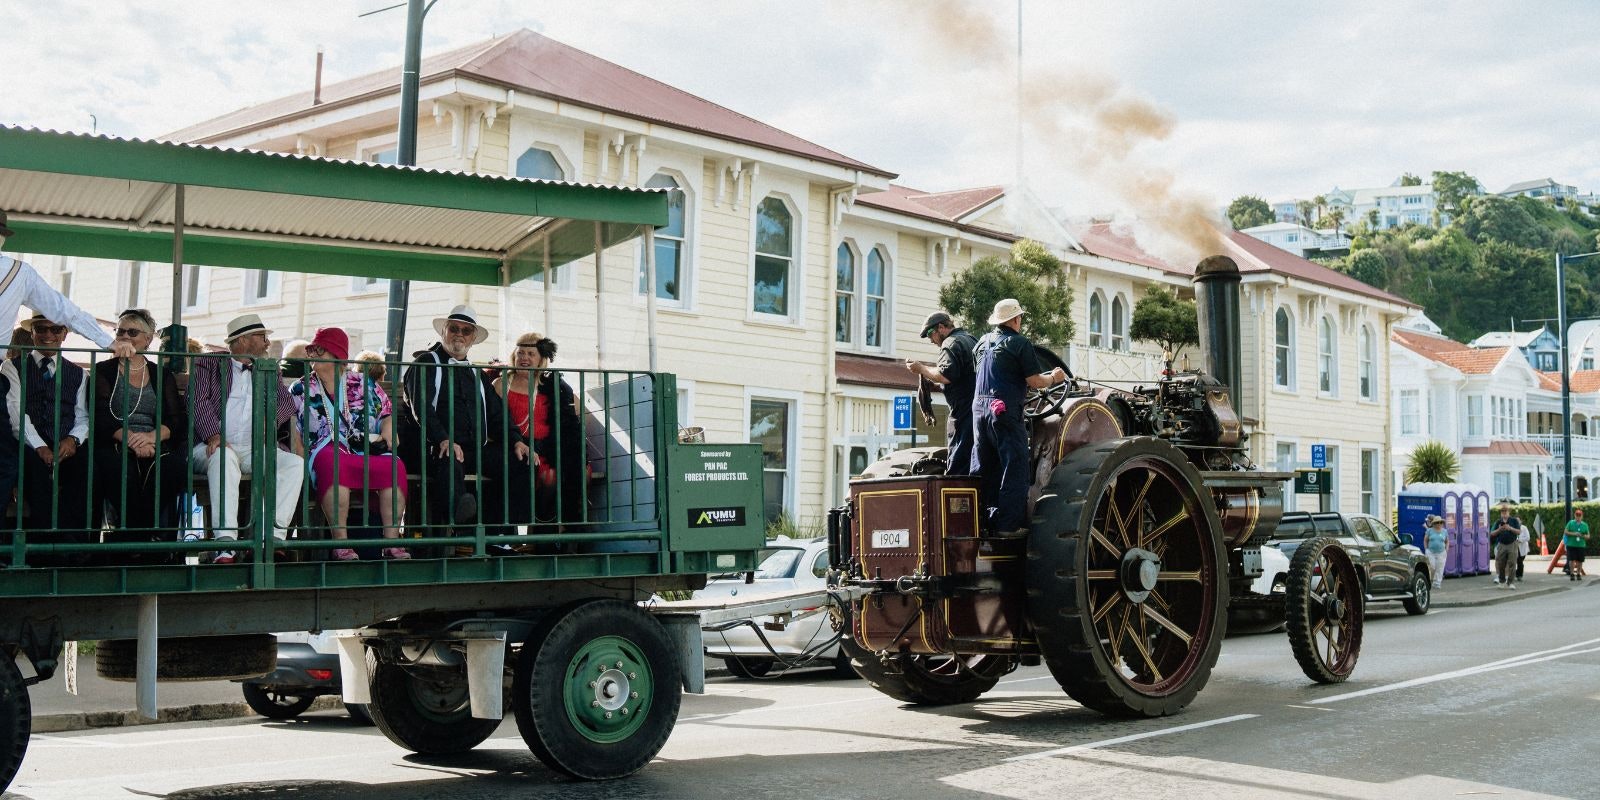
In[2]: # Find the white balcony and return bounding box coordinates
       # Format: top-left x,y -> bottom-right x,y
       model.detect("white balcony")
1527,433 -> 1600,462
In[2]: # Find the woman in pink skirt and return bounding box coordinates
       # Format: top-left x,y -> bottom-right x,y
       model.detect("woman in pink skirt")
294,327 -> 409,560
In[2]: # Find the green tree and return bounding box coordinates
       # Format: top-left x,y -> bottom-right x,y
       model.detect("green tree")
1403,440 -> 1460,485
1342,249 -> 1389,289
1296,199 -> 1315,227
1227,195 -> 1273,230
1457,196 -> 1550,249
1430,170 -> 1480,215
1324,207 -> 1347,236
938,239 -> 1075,348
1398,173 -> 1423,187
1129,285 -> 1199,360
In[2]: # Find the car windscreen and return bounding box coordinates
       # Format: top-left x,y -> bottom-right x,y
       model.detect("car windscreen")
1272,517 -> 1317,541
753,547 -> 807,579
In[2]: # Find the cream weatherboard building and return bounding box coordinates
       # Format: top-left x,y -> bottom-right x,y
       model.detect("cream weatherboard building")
21,29 -> 1411,526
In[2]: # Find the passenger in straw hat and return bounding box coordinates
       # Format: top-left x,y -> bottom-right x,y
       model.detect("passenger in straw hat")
186,313 -> 305,564
1422,514 -> 1449,590
401,305 -> 523,539
970,298 -> 1066,536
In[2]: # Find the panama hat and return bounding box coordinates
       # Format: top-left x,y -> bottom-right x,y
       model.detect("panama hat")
987,298 -> 1025,326
433,304 -> 489,345
224,313 -> 273,343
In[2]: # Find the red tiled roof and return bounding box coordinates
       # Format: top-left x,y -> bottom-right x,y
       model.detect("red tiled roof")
1434,347 -> 1511,374
165,29 -> 893,178
855,185 -> 1015,240
1073,224 -> 1415,306
1461,441 -> 1551,457
837,353 -> 918,390
1535,370 -> 1600,392
1392,328 -> 1474,360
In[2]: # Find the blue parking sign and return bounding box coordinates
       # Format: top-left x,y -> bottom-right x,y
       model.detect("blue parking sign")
893,396 -> 913,430
1311,444 -> 1326,469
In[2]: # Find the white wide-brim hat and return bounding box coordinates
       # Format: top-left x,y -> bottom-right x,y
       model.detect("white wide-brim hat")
433,304 -> 489,345
224,313 -> 274,343
987,298 -> 1025,326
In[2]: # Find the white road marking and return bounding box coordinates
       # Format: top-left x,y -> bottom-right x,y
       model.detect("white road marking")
1005,713 -> 1258,761
30,731 -> 269,749
1311,637 -> 1600,704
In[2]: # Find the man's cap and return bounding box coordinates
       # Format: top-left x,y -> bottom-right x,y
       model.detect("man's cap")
920,311 -> 953,338
0,211 -> 14,238
987,298 -> 1025,326
224,313 -> 273,343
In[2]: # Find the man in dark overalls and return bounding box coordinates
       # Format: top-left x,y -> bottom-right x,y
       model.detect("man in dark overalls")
970,299 -> 1065,535
906,311 -> 978,475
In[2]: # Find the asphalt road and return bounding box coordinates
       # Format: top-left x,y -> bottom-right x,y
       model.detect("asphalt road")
8,585 -> 1597,800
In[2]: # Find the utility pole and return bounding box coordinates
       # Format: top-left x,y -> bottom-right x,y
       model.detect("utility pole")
379,0 -> 436,366
1556,251 -> 1600,524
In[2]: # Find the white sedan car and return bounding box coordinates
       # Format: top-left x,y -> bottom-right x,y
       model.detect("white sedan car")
698,537 -> 854,679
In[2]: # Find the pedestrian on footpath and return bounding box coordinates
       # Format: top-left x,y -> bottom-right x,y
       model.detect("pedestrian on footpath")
1563,508 -> 1589,582
1491,503 -> 1521,589
1423,514 -> 1449,590
1516,519 -> 1530,581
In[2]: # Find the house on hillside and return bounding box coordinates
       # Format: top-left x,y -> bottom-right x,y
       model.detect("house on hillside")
1239,221 -> 1351,258
1470,327 -> 1561,373
1327,183 -> 1446,230
1497,178 -> 1578,202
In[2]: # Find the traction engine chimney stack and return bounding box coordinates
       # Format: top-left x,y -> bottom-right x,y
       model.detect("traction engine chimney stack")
1193,255 -> 1242,400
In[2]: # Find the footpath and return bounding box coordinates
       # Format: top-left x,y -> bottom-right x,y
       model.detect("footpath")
24,556 -> 1594,733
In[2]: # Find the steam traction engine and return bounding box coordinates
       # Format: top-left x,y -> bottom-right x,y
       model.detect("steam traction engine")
828,256 -> 1364,715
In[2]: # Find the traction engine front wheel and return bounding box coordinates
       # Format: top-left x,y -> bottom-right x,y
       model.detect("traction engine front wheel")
1025,436 -> 1228,717
1284,536 -> 1363,684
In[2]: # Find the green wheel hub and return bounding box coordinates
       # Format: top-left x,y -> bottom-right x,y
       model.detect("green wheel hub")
564,635 -> 652,743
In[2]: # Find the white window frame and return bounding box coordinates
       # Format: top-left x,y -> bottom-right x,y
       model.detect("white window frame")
241,269 -> 282,307
1399,389 -> 1420,435
862,245 -> 891,352
834,239 -> 860,346
181,263 -> 209,314
1274,306 -> 1296,390
744,387 -> 803,524
1360,448 -> 1379,515
1276,440 -> 1298,511
1318,316 -> 1338,396
638,168 -> 694,308
748,187 -> 805,325
1466,394 -> 1484,437
358,133 -> 398,165
349,275 -> 390,295
509,116 -> 586,181
675,379 -> 695,429
1358,325 -> 1376,401
120,260 -> 147,310
513,143 -> 573,181
1110,294 -> 1127,352
1088,291 -> 1105,348
57,257 -> 75,300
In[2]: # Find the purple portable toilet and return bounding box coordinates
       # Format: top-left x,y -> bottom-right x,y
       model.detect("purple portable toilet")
1444,494 -> 1465,577
1399,482 -> 1490,577
1474,491 -> 1493,574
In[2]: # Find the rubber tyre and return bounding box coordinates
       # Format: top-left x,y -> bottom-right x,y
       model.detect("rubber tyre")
512,599 -> 681,781
722,656 -> 775,680
242,683 -> 315,719
368,661 -> 501,755
838,635 -> 1011,705
1025,436 -> 1228,718
1285,536 -> 1364,684
97,635 -> 276,682
1403,570 -> 1431,616
344,702 -> 374,726
0,655 -> 29,795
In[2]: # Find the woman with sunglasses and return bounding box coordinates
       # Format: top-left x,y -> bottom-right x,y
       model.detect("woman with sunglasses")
89,309 -> 188,565
489,332 -> 584,540
293,327 -> 409,561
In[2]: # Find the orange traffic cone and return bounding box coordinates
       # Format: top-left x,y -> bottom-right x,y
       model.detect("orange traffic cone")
1541,533 -> 1550,556
1547,541 -> 1567,574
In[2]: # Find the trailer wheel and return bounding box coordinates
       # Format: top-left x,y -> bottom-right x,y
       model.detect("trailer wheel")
1285,536 -> 1363,683
839,635 -> 1012,705
1,655 -> 29,794
241,684 -> 315,719
1026,436 -> 1228,718
368,661 -> 500,754
513,599 -> 680,780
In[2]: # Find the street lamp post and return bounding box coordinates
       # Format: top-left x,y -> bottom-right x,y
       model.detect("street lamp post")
1557,250 -> 1600,524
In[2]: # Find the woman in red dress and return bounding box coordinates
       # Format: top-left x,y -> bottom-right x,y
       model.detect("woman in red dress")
489,332 -> 583,535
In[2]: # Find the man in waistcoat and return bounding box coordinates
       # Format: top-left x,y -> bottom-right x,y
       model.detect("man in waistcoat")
13,313 -> 95,559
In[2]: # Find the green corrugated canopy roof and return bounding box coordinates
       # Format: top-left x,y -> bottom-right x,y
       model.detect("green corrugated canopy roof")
0,125 -> 667,285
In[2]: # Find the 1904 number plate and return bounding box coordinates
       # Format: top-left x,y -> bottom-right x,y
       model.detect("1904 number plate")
871,528 -> 910,548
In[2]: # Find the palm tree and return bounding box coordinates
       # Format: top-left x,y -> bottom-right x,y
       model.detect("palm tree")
1312,194 -> 1328,226
1403,441 -> 1460,485
1326,207 -> 1346,238
1296,200 -> 1315,228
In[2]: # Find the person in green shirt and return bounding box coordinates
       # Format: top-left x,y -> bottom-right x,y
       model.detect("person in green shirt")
1563,508 -> 1589,581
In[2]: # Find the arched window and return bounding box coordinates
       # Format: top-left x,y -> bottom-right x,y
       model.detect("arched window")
1110,295 -> 1126,351
640,172 -> 687,302
865,247 -> 888,349
1318,316 -> 1338,394
1359,325 -> 1375,400
752,196 -> 794,317
1088,293 -> 1105,348
515,146 -> 566,181
835,242 -> 856,344
1274,307 -> 1294,388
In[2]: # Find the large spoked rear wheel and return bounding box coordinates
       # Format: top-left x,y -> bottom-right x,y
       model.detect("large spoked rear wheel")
1285,537 -> 1363,684
368,661 -> 501,754
1,655 -> 29,794
1026,436 -> 1228,717
840,631 -> 1014,705
512,599 -> 681,781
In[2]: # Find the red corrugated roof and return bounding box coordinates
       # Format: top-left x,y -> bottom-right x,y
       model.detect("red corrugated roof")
1074,223 -> 1415,306
855,185 -> 1014,240
1462,441 -> 1551,457
837,353 -> 918,390
166,29 -> 893,178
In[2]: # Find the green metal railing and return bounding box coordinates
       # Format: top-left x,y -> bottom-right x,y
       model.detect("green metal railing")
1,346 -> 673,582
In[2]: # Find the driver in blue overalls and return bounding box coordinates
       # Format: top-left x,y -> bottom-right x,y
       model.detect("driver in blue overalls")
971,298 -> 1065,536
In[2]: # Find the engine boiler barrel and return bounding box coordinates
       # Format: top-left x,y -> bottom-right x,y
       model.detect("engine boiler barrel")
1193,255 -> 1243,400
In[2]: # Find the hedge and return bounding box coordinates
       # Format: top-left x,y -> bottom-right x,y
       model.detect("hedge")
1505,501 -> 1597,551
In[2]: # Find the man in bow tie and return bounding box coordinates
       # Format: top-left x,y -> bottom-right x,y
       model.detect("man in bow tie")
187,313 -> 304,564
402,305 -> 523,544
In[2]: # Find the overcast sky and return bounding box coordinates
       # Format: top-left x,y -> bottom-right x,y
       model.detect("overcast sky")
8,0 -> 1599,224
